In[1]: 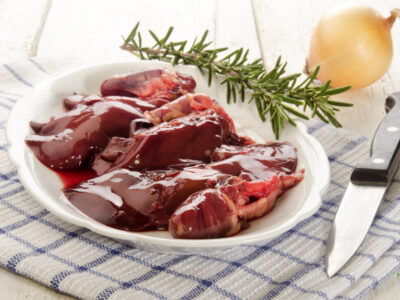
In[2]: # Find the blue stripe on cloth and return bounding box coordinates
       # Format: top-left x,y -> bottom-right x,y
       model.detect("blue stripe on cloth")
0,178 -> 23,191
376,196 -> 400,216
339,255 -> 400,300
367,231 -> 397,243
2,64 -> 33,87
180,201 -> 340,299
0,209 -> 49,233
331,180 -> 347,190
320,195 -> 342,209
202,252 -> 357,300
307,121 -> 327,134
354,253 -> 376,263
260,257 -> 328,300
0,170 -> 18,178
0,102 -> 12,110
188,191 -> 365,298
290,230 -> 327,245
318,205 -> 336,216
50,245 -> 131,289
320,196 -> 393,219
0,95 -> 17,103
199,250 -> 352,299
0,171 -> 20,185
0,187 -> 240,299
0,129 -> 387,299
330,159 -> 355,169
336,294 -> 353,299
197,253 -> 280,286
328,136 -> 367,162
0,90 -> 23,97
316,205 -> 400,248
28,58 -> 50,75
0,186 -> 25,202
95,161 -> 360,300
314,214 -> 333,224
2,61 -> 368,300
268,195 -> 400,255
323,194 -> 345,206
0,177 -> 20,189
0,260 -> 79,300
242,245 -> 317,267
361,274 -> 379,289
0,229 -> 167,300
95,256 -> 190,300
245,229 -> 327,248
0,180 -> 22,190
7,227 -> 89,271
376,215 -> 400,226
382,196 -> 392,204
0,144 -> 9,151
373,223 -> 400,235
249,203 -> 399,298
95,193 -> 340,299
336,273 -> 356,285
179,265 -> 242,300
179,136 -> 369,299
0,121 -> 5,130
94,253 -> 243,300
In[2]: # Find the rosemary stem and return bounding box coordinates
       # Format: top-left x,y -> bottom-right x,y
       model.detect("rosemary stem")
121,23 -> 352,139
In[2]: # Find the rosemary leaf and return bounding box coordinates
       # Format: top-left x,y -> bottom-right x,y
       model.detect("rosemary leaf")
121,22 -> 353,139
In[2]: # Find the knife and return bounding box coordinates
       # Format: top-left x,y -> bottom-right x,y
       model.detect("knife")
326,92 -> 400,277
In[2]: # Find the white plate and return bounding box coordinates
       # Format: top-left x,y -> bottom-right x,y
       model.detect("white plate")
6,61 -> 329,253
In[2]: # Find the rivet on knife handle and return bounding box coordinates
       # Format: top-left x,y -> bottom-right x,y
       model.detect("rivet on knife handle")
351,92 -> 400,186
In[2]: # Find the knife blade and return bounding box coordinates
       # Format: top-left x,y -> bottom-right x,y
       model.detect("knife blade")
326,92 -> 400,277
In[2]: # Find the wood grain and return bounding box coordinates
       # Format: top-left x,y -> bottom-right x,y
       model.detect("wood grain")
1,0 -> 400,299
215,0 -> 261,59
0,0 -> 51,62
252,0 -> 400,140
0,267 -> 73,299
365,272 -> 400,300
37,0 -> 217,64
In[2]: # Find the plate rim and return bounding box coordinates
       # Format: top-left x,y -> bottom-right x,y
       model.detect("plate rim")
6,61 -> 330,250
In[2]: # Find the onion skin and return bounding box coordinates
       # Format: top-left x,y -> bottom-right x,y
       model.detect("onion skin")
307,5 -> 394,90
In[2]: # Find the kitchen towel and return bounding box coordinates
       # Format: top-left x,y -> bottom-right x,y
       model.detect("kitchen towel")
0,58 -> 400,300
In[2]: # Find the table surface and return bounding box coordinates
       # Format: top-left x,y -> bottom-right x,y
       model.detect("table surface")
1,0 -> 400,298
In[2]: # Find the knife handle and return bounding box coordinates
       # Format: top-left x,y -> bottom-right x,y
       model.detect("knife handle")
351,92 -> 400,186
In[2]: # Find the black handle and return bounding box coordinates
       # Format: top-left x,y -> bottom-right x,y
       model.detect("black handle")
351,92 -> 400,186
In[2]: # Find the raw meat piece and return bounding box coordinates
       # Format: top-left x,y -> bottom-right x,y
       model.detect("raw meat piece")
169,172 -> 304,238
26,101 -> 143,170
100,110 -> 241,173
100,68 -> 196,100
143,93 -> 214,125
209,143 -> 298,181
64,168 -> 231,231
63,142 -> 303,236
63,93 -> 157,111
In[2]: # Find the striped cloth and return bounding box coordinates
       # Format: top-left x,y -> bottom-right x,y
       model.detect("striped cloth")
1,58 -> 400,300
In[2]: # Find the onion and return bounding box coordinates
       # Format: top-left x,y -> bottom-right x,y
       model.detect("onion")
307,5 -> 400,90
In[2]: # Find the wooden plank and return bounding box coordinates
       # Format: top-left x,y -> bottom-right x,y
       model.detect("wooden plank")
2,0 -> 399,299
213,0 -> 264,136
0,267 -> 73,300
37,0 -> 218,64
252,1 -> 400,298
0,0 -> 50,62
215,0 -> 261,60
252,0 -> 400,139
365,273 -> 400,300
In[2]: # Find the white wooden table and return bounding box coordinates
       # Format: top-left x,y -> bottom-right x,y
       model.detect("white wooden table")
1,0 -> 400,298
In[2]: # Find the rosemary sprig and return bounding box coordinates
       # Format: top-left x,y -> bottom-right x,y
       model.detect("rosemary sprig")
121,22 -> 352,138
